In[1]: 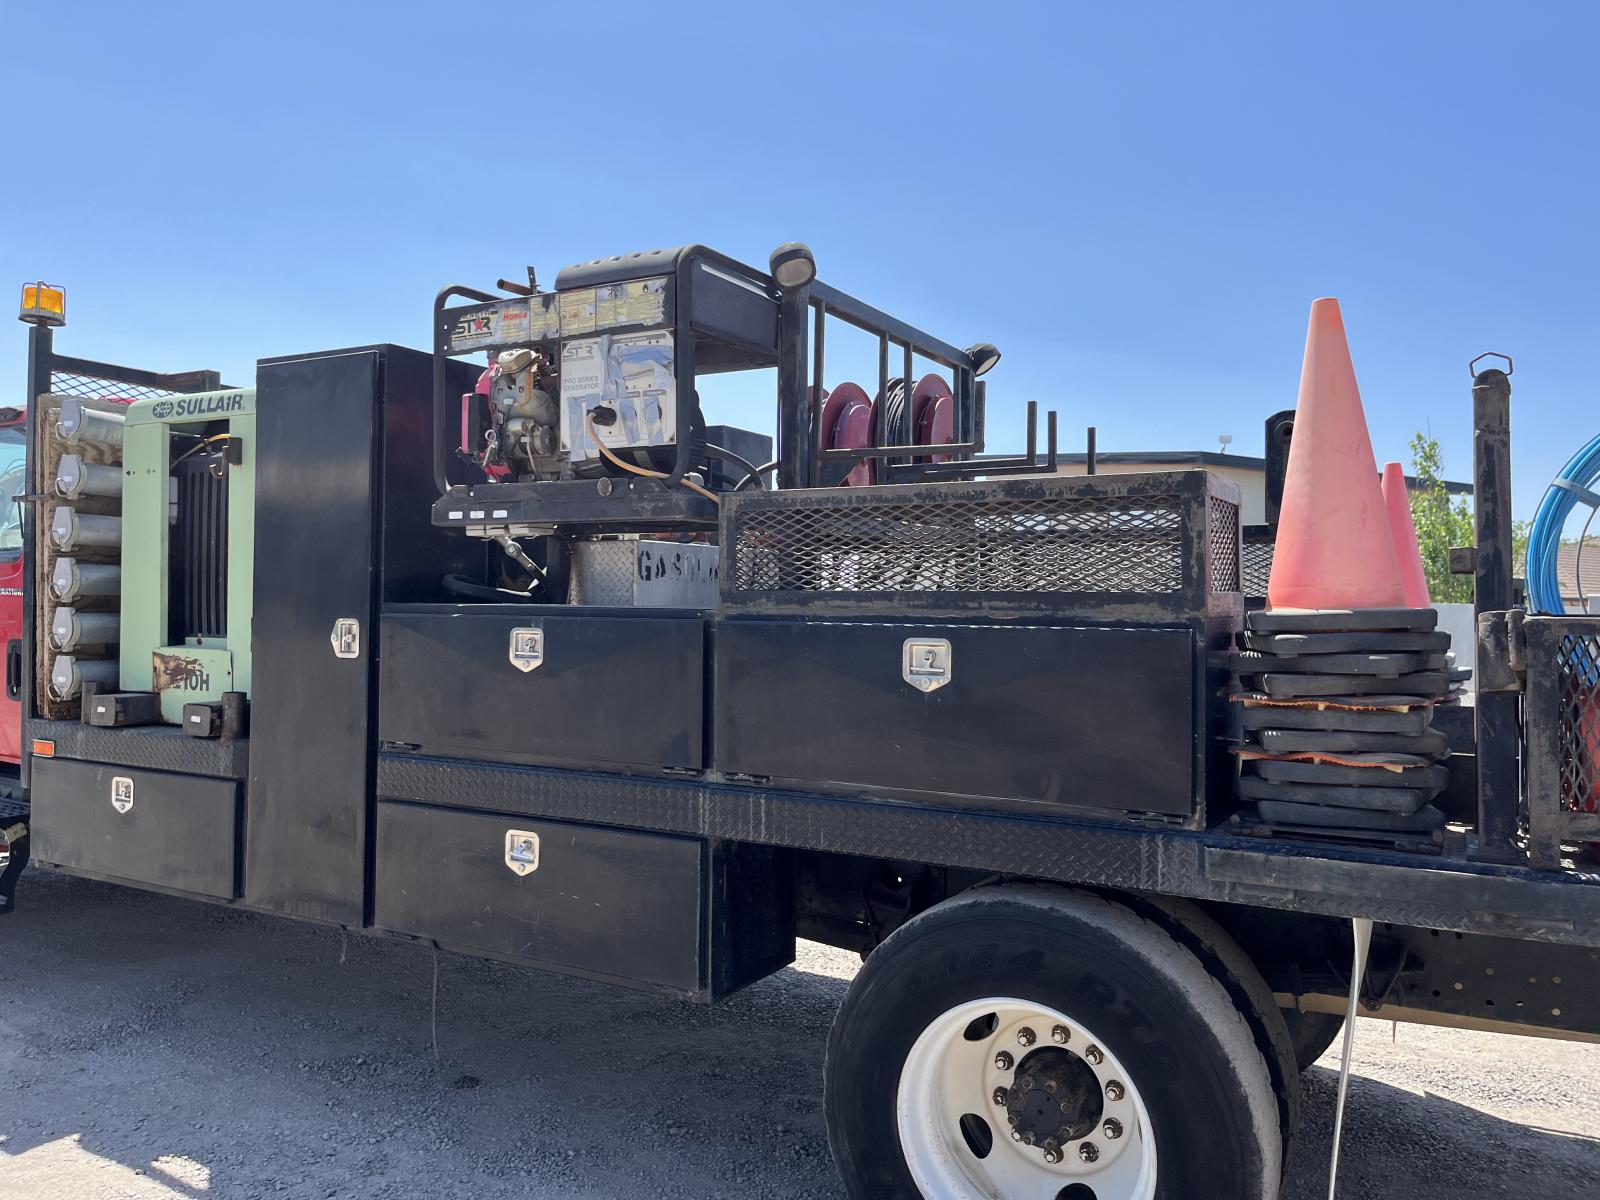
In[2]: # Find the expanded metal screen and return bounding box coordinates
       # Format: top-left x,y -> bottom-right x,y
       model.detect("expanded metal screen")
1552,630 -> 1600,815
48,371 -> 176,402
722,471 -> 1240,615
1524,616 -> 1600,867
1208,494 -> 1241,593
1243,533 -> 1275,599
731,492 -> 1187,594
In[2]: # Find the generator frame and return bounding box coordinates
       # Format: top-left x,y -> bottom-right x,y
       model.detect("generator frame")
429,245 -> 1056,538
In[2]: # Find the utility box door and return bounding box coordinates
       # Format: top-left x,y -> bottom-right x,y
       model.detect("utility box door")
379,607 -> 705,771
31,756 -> 240,899
245,351 -> 381,924
373,802 -> 706,993
715,618 -> 1197,816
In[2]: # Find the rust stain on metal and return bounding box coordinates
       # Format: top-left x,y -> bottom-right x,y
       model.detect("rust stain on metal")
152,651 -> 206,691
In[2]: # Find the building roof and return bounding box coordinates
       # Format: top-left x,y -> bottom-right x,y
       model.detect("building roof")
1028,450 -> 1473,496
1557,538 -> 1600,602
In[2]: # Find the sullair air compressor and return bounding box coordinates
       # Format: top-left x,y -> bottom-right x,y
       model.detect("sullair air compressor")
116,388 -> 256,724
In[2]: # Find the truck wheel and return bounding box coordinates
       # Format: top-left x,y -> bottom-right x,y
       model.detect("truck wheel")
824,884 -> 1282,1200
1283,1010 -> 1344,1071
1120,895 -> 1300,1168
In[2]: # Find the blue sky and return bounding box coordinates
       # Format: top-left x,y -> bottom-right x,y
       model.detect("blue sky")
2,2 -> 1595,517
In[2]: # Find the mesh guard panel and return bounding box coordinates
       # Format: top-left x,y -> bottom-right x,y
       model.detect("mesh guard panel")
48,371 -> 176,402
731,492 -> 1185,595
1208,493 -> 1241,592
1555,631 -> 1600,815
1243,534 -> 1275,599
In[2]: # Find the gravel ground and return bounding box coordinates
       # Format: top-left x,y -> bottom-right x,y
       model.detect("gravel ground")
3,868 -> 1599,1199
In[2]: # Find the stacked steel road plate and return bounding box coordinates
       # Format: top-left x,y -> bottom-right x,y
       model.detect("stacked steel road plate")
1227,608 -> 1469,850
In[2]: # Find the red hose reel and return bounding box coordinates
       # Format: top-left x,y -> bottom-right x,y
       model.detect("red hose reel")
819,374 -> 956,486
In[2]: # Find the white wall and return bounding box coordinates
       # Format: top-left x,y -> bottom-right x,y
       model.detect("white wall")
1434,602 -> 1476,701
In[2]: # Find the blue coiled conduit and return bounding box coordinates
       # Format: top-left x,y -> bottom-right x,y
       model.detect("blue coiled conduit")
1528,433 -> 1600,613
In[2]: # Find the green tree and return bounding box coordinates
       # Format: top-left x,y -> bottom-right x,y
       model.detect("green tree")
1407,432 -> 1530,603
1408,432 -> 1475,603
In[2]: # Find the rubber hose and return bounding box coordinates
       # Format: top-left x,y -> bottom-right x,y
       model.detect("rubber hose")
1528,432 -> 1600,613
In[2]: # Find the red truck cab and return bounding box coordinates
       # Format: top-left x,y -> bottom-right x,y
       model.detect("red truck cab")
0,405 -> 25,766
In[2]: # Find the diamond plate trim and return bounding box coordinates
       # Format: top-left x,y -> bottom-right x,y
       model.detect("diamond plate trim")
30,719 -> 249,780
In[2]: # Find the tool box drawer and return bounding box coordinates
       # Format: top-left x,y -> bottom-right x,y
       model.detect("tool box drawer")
373,800 -> 792,998
378,606 -> 704,771
31,756 -> 241,899
714,618 -> 1197,816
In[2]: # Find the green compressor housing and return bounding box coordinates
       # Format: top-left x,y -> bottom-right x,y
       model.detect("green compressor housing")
119,388 -> 256,722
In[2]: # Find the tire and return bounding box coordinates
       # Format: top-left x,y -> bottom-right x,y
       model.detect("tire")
824,884 -> 1282,1200
1283,1009 -> 1345,1071
1119,895 -> 1300,1168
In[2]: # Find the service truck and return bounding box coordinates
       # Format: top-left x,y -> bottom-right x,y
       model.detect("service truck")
5,249 -> 1599,1200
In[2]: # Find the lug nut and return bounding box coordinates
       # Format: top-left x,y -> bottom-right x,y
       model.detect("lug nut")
1103,1117 -> 1123,1141
994,1051 -> 1014,1070
1104,1079 -> 1125,1101
1079,1142 -> 1100,1164
1044,1080 -> 1058,1094
1043,1147 -> 1063,1165
1011,1130 -> 1023,1142
1019,1075 -> 1036,1091
1021,1131 -> 1036,1146
1017,1027 -> 1037,1047
1085,1044 -> 1104,1066
1007,1112 -> 1020,1127
1051,1024 -> 1070,1044
993,1087 -> 1008,1106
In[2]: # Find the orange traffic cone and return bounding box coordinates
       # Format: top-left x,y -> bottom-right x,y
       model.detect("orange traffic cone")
1267,299 -> 1407,610
1381,461 -> 1432,608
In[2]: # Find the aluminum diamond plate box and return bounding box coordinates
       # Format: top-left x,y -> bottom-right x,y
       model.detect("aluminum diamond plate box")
568,538 -> 719,608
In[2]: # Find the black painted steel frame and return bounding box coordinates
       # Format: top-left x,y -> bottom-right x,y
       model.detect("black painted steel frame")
1472,366 -> 1523,863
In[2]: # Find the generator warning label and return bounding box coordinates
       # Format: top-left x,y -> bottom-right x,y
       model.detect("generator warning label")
595,277 -> 669,329
529,293 -> 560,339
558,288 -> 598,335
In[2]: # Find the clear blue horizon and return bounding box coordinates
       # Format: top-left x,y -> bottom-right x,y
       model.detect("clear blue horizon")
3,2 -> 1595,518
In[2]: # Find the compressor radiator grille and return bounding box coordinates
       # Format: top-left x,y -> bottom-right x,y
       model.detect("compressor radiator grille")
171,455 -> 229,640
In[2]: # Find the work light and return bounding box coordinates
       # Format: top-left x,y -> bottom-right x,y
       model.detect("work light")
966,342 -> 1001,377
19,281 -> 65,327
769,243 -> 817,290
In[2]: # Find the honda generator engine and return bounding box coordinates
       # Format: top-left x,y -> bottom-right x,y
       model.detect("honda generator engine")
482,346 -> 561,478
